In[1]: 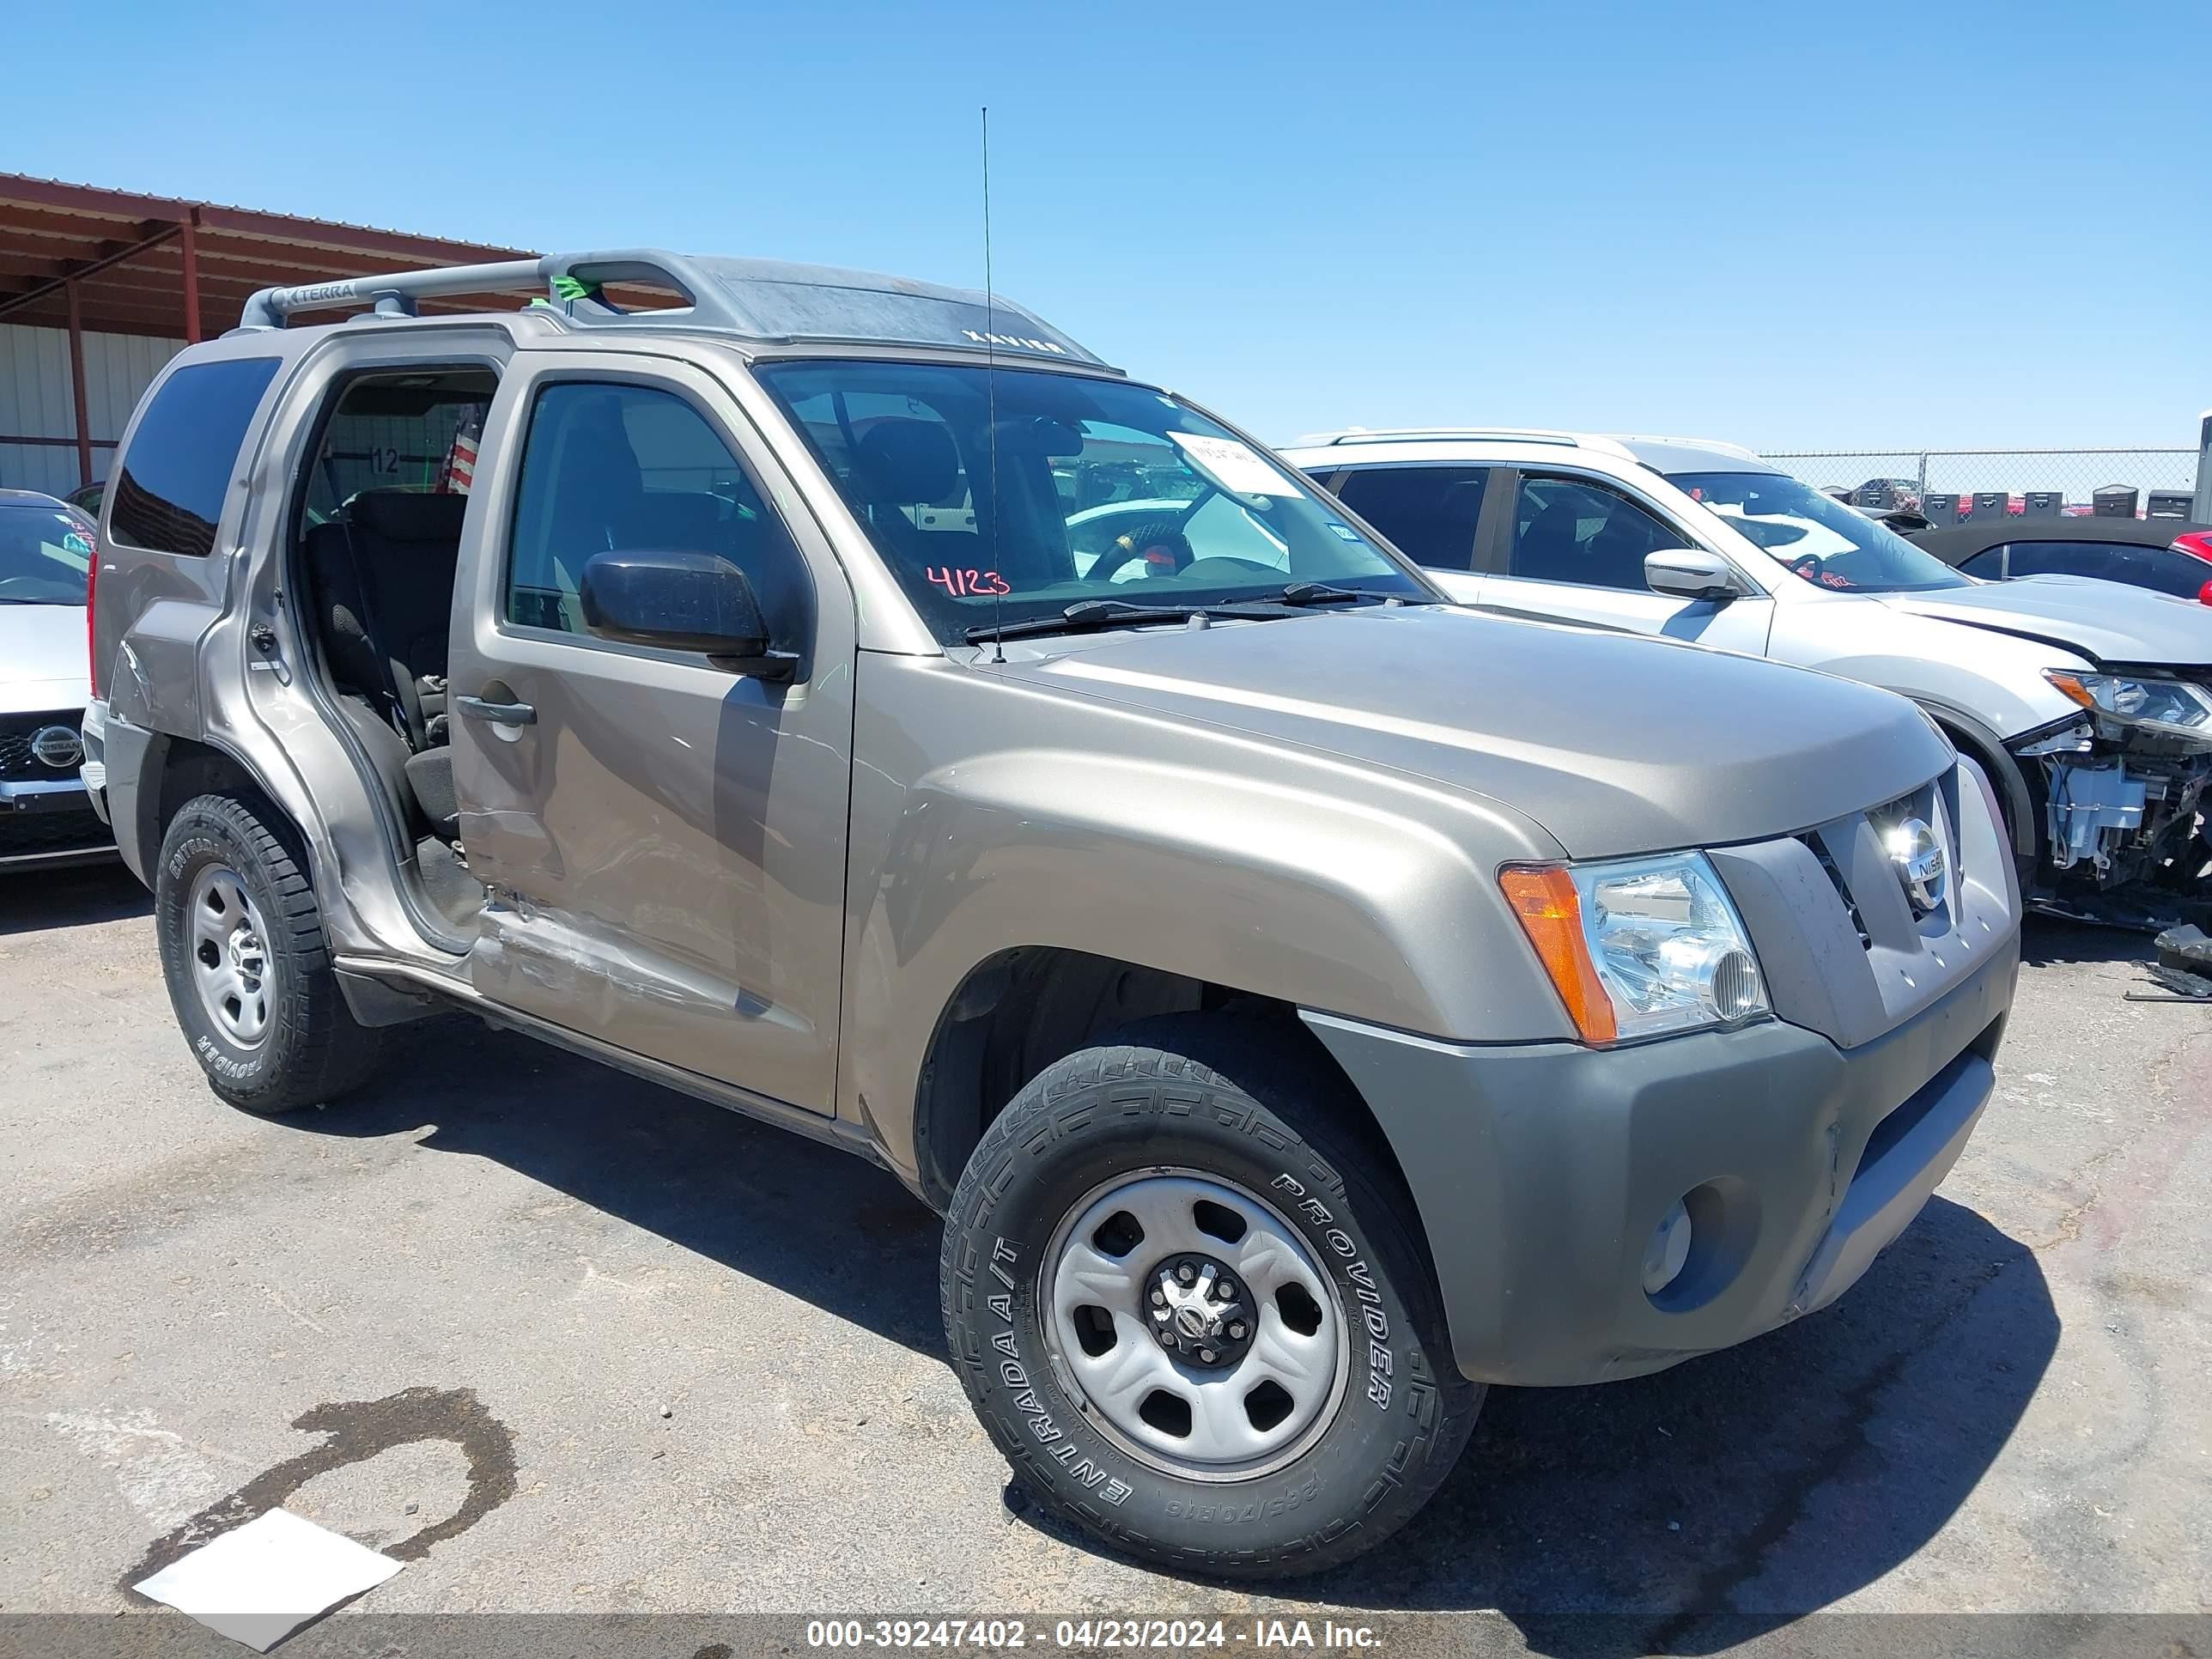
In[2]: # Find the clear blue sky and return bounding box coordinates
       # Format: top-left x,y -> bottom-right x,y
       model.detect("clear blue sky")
7,0 -> 2205,450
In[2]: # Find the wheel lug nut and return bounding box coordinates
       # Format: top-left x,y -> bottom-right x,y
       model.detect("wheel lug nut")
1216,1278 -> 1237,1299
1229,1322 -> 1247,1339
1158,1328 -> 1176,1345
1176,1264 -> 1196,1284
1199,1347 -> 1216,1364
1151,1288 -> 1166,1305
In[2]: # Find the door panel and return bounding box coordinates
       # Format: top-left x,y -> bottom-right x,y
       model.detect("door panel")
1479,471 -> 1774,654
447,357 -> 854,1114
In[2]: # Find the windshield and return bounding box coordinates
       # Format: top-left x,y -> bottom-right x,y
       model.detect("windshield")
1670,471 -> 1970,593
753,361 -> 1428,643
0,506 -> 94,605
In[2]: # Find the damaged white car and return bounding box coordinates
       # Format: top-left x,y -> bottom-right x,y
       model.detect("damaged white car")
1286,431 -> 2212,925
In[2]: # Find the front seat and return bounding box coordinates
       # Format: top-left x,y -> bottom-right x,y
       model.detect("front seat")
1514,501 -> 1587,581
851,419 -> 980,568
1585,512 -> 1674,591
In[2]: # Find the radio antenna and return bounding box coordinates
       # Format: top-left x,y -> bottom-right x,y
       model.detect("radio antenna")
981,105 -> 1006,664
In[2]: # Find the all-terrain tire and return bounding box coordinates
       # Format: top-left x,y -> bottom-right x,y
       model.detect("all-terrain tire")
155,793 -> 385,1114
940,1012 -> 1480,1580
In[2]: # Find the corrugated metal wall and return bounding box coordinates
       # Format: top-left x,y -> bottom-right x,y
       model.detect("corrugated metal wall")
0,323 -> 182,497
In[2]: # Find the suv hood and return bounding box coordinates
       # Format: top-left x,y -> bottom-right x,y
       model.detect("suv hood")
1876,575 -> 2212,668
0,604 -> 90,714
997,605 -> 1951,859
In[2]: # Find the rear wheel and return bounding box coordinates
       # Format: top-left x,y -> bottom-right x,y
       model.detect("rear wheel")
940,1013 -> 1480,1579
155,793 -> 384,1114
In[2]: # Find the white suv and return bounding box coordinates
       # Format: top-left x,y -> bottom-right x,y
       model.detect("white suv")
1282,429 -> 2212,921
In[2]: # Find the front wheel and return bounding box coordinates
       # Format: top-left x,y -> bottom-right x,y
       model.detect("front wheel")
940,1014 -> 1480,1579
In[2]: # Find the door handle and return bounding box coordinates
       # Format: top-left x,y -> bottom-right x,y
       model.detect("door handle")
455,695 -> 537,726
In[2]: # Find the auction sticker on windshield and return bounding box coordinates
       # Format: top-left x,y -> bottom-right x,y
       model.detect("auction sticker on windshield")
1168,431 -> 1303,499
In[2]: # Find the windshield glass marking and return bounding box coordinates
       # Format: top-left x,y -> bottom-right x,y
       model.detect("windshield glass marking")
1670,471 -> 1969,594
751,361 -> 1425,645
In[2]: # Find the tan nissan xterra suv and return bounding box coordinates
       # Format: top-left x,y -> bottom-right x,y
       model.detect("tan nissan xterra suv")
80,251 -> 2021,1577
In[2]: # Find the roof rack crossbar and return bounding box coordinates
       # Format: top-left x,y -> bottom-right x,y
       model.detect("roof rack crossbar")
1322,427 -> 1586,447
240,257 -> 555,328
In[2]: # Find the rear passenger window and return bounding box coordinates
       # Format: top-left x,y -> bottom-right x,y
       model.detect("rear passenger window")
110,357 -> 282,557
505,382 -> 810,646
1332,467 -> 1490,570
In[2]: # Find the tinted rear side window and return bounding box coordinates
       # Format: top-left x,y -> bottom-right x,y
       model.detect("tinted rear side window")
1332,466 -> 1491,570
110,357 -> 282,557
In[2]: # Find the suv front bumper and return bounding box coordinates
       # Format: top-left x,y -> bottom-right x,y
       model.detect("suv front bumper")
1303,933 -> 2018,1387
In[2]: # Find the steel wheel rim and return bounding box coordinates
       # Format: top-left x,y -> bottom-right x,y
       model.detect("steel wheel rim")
1040,1168 -> 1350,1482
186,863 -> 274,1048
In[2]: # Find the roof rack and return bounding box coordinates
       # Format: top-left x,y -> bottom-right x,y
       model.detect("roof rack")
1606,433 -> 1763,463
235,247 -> 1115,368
1301,427 -> 1594,448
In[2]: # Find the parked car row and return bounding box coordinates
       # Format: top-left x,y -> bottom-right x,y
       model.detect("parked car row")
46,247 -> 2205,1582
1284,430 -> 2212,927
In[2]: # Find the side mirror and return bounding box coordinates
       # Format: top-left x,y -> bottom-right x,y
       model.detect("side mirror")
1644,548 -> 1750,604
579,550 -> 799,680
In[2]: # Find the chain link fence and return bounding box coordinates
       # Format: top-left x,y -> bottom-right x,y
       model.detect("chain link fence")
1760,447 -> 2200,518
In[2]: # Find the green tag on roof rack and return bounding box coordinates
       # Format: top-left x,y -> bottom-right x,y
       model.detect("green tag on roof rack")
550,275 -> 602,303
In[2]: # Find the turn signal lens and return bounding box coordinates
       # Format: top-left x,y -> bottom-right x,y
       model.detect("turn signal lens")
2043,671 -> 2095,710
1499,866 -> 1618,1043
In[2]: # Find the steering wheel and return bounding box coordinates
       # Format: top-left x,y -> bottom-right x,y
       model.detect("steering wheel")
1088,525 -> 1194,586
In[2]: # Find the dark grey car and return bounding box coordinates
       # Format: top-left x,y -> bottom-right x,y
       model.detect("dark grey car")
79,251 -> 2021,1577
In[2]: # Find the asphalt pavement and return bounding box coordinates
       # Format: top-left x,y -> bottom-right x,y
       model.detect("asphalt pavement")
2,864 -> 2206,1656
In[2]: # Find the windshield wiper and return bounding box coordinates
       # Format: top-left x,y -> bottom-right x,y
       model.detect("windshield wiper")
1277,581 -> 1384,607
964,597 -> 1296,646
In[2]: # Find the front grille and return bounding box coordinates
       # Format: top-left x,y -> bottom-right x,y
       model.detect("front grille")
0,806 -> 110,859
1801,833 -> 1872,948
0,710 -> 86,781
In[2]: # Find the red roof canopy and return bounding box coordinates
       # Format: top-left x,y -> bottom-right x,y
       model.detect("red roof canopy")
0,173 -> 539,340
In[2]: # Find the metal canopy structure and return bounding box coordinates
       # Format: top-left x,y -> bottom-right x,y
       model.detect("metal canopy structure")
0,173 -> 538,340
0,173 -> 538,488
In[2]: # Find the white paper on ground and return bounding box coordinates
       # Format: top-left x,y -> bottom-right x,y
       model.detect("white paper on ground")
1167,430 -> 1303,498
132,1507 -> 404,1652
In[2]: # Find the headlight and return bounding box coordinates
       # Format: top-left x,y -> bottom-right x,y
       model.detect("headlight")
2044,669 -> 2212,738
1500,853 -> 1770,1044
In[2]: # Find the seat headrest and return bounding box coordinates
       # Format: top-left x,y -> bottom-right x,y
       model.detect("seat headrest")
348,489 -> 469,544
854,419 -> 960,506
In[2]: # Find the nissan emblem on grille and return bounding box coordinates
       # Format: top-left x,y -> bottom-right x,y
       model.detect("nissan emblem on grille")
30,726 -> 82,770
1885,816 -> 1948,918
